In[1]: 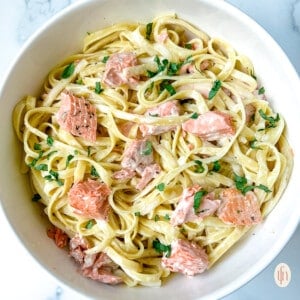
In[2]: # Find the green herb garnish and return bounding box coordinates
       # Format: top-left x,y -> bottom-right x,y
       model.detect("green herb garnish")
258,109 -> 280,129
208,79 -> 222,100
102,56 -> 109,63
146,22 -> 153,40
85,220 -> 94,229
34,143 -> 42,151
34,164 -> 48,171
164,214 -> 170,221
193,190 -> 207,212
152,239 -> 171,257
47,135 -> 54,146
46,150 -> 58,160
156,183 -> 165,192
249,139 -> 262,150
147,56 -> 168,78
66,154 -> 74,167
184,43 -> 193,49
212,160 -> 221,172
44,169 -> 63,186
95,81 -> 104,94
61,62 -> 75,79
154,215 -> 160,222
91,166 -> 100,178
258,87 -> 265,95
194,160 -> 205,173
234,173 -> 271,194
32,193 -> 41,202
141,141 -> 153,156
159,80 -> 176,96
190,112 -> 199,119
134,211 -> 141,217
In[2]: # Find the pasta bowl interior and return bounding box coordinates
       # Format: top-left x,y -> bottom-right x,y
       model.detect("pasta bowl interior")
1,0 -> 300,299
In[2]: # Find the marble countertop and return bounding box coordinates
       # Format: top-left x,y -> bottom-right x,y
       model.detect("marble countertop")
0,0 -> 299,299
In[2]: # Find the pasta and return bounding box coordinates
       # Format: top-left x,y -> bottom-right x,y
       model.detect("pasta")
13,14 -> 293,287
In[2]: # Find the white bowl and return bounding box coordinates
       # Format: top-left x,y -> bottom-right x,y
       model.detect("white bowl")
0,0 -> 299,299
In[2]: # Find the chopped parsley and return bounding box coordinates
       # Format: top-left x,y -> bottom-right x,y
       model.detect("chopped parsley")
208,79 -> 222,100
152,239 -> 171,257
156,183 -> 165,192
95,81 -> 104,94
159,80 -> 176,96
47,135 -> 54,146
164,214 -> 170,221
87,146 -> 92,157
85,220 -> 94,229
234,173 -> 271,194
61,62 -> 75,79
28,150 -> 44,168
44,170 -> 63,186
212,160 -> 221,172
34,164 -> 48,171
147,56 -> 168,78
249,139 -> 262,150
46,150 -> 58,160
134,211 -> 141,217
34,143 -> 42,151
190,112 -> 199,119
193,190 -> 207,212
91,166 -> 100,178
146,22 -> 153,40
102,56 -> 109,63
32,193 -> 41,202
154,214 -> 160,222
184,43 -> 193,49
258,86 -> 265,95
140,141 -> 153,156
194,160 -> 205,173
258,109 -> 280,129
66,154 -> 74,167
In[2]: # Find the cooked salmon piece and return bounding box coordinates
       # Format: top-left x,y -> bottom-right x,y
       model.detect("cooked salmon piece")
161,239 -> 208,276
56,92 -> 97,142
47,226 -> 69,248
103,52 -> 139,88
217,188 -> 262,225
136,163 -> 161,190
113,139 -> 161,190
69,235 -> 89,264
68,179 -> 111,220
69,235 -> 123,285
140,100 -> 180,136
182,110 -> 235,141
121,139 -> 154,170
112,168 -> 136,180
171,185 -> 220,226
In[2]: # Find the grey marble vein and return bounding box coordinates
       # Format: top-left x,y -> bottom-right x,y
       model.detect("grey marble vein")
292,0 -> 300,33
18,0 -> 72,42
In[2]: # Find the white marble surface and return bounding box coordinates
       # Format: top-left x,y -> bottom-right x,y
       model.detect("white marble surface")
0,0 -> 299,299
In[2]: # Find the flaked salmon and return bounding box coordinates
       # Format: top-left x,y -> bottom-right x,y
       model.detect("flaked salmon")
68,179 -> 111,220
103,52 -> 139,88
171,185 -> 220,226
140,100 -> 180,136
56,92 -> 97,142
47,226 -> 69,248
161,239 -> 208,276
217,187 -> 262,225
113,139 -> 161,190
69,235 -> 123,285
182,110 -> 235,141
